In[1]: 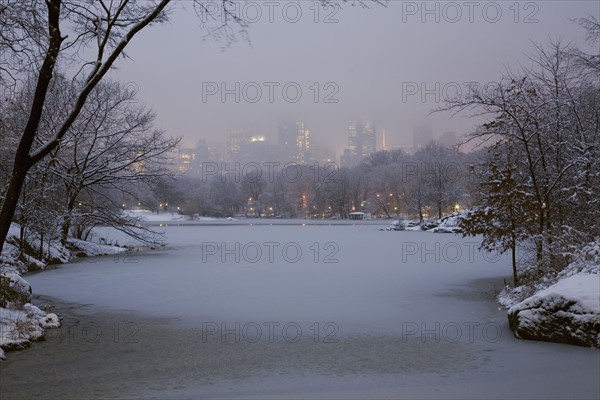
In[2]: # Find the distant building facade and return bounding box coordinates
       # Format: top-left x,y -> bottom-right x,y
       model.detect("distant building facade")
341,119 -> 376,168
278,121 -> 311,164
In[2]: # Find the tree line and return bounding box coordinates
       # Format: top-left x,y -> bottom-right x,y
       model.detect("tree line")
155,143 -> 476,221
446,18 -> 600,286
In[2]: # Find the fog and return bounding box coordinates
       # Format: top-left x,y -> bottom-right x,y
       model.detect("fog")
110,1 -> 599,155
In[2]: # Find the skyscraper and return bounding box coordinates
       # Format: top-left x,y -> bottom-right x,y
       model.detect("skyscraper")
278,121 -> 311,164
342,119 -> 377,167
226,129 -> 271,163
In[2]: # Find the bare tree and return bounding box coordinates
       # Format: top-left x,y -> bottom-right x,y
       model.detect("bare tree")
0,0 -> 384,253
0,0 -> 172,253
444,33 -> 600,285
51,79 -> 179,243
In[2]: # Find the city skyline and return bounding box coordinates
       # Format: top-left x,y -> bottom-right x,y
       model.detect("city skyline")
109,2 -> 598,157
173,118 -> 463,175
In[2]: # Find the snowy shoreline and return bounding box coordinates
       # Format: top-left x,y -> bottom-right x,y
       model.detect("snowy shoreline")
501,239 -> 600,348
0,223 -> 130,360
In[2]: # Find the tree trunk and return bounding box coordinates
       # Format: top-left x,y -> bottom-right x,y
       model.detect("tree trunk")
0,169 -> 29,254
60,193 -> 78,245
511,239 -> 518,287
60,216 -> 70,245
0,0 -> 63,255
39,233 -> 45,260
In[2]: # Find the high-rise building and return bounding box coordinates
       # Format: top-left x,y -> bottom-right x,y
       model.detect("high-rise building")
278,121 -> 311,164
226,130 -> 253,160
226,129 -> 274,163
342,119 -> 376,167
175,148 -> 197,174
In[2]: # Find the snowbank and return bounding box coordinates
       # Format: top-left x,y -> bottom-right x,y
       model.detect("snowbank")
503,238 -> 600,348
0,303 -> 60,352
0,260 -> 60,359
508,273 -> 600,348
0,266 -> 32,307
0,223 -> 127,360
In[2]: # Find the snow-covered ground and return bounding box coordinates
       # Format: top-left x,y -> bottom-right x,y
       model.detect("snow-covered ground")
1,222 -> 597,399
0,223 -> 127,360
124,209 -> 225,223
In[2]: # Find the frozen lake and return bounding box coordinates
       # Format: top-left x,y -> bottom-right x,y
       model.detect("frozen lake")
2,221 -> 599,399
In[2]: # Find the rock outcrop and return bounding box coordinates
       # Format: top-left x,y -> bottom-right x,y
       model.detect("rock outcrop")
508,274 -> 600,348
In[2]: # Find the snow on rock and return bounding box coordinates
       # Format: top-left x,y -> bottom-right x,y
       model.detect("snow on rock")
0,296 -> 60,360
380,220 -> 406,231
419,211 -> 466,233
436,211 -> 466,229
0,302 -> 62,364
23,303 -> 61,329
0,222 -> 124,360
0,267 -> 32,307
500,238 -> 600,309
508,273 -> 600,348
1,308 -> 40,350
0,302 -> 61,357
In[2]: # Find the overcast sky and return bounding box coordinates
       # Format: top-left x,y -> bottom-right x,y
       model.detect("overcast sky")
109,0 -> 599,156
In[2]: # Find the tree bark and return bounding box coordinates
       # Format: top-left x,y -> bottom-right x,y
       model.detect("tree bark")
0,0 -> 63,254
